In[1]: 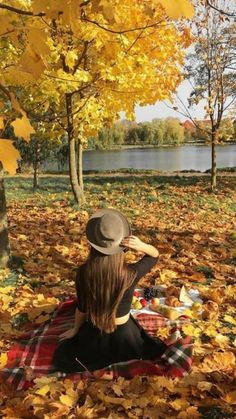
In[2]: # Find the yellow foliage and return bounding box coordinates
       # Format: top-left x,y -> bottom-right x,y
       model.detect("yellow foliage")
201,351 -> 235,372
182,324 -> 201,338
0,139 -> 20,174
170,398 -> 190,411
17,45 -> 47,80
28,27 -> 50,58
159,0 -> 194,19
224,315 -> 236,326
177,406 -> 201,418
35,384 -> 50,396
0,0 -> 193,165
223,390 -> 236,405
11,116 -> 35,142
212,334 -> 229,348
0,117 -> 4,130
0,352 -> 7,369
59,393 -> 77,407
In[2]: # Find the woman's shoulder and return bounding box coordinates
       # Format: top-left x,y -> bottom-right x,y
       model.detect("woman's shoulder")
127,255 -> 158,281
75,264 -> 86,287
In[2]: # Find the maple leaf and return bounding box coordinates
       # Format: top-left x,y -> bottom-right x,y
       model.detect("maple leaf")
223,390 -> 236,405
11,116 -> 35,142
0,140 -> 20,174
201,351 -> 235,373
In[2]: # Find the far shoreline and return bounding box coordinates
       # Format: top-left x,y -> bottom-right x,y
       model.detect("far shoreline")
86,141 -> 236,151
7,167 -> 236,179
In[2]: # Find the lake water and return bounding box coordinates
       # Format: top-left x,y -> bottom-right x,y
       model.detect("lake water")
45,144 -> 236,172
82,144 -> 236,172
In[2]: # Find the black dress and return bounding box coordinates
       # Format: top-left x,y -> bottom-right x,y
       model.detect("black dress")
52,255 -> 167,373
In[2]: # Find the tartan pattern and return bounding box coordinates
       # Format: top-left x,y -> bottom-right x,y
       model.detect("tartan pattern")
1,299 -> 193,390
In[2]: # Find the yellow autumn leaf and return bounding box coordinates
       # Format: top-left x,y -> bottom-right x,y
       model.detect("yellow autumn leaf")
0,139 -> 20,174
34,376 -> 58,386
158,0 -> 194,19
0,353 -> 8,369
170,398 -> 190,411
0,117 -> 4,130
201,351 -> 235,372
65,50 -> 78,70
224,315 -> 236,326
11,115 -> 35,142
212,334 -> 229,348
35,384 -> 50,396
182,323 -> 201,338
203,324 -> 218,338
197,381 -> 213,392
223,390 -> 236,405
159,269 -> 178,282
0,286 -> 14,294
98,391 -> 133,409
0,15 -> 13,36
28,27 -> 50,58
17,45 -> 46,80
5,68 -> 36,86
177,406 -> 201,418
59,394 -> 77,407
152,376 -> 175,392
9,93 -> 26,117
100,0 -> 116,23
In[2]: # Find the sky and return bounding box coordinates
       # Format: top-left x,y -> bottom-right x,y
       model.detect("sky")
135,0 -> 236,124
135,80 -> 206,123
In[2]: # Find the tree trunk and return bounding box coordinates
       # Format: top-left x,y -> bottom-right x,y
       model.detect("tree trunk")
66,93 -> 84,204
0,163 -> 10,268
211,131 -> 217,190
78,140 -> 84,192
33,161 -> 38,189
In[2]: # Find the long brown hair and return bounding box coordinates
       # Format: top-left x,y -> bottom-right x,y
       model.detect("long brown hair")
77,248 -> 135,333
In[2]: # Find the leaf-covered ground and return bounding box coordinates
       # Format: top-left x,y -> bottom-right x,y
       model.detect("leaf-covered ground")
0,174 -> 236,418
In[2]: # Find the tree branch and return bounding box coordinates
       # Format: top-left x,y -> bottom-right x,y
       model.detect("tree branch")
0,84 -> 11,101
0,4 -> 45,17
206,1 -> 236,17
81,15 -> 164,34
72,41 -> 90,75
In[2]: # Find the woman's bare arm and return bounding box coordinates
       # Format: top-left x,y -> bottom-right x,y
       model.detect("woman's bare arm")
121,236 -> 159,257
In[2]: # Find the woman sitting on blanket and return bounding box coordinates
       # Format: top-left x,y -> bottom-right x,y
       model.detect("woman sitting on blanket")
53,208 -> 167,373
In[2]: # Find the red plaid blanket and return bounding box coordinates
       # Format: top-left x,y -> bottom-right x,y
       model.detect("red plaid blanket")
1,299 -> 193,390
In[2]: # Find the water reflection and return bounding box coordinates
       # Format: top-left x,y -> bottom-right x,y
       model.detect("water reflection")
83,145 -> 236,172
44,144 -> 236,172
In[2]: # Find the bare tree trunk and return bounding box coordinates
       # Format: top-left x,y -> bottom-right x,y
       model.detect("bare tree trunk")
0,163 -> 10,268
78,140 -> 84,192
66,93 -> 84,204
211,131 -> 217,190
33,160 -> 38,189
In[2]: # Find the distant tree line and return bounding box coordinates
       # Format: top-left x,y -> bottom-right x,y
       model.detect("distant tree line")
14,117 -> 235,186
88,117 -> 236,150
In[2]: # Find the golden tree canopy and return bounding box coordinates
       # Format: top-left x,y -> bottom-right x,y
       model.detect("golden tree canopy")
0,0 -> 194,173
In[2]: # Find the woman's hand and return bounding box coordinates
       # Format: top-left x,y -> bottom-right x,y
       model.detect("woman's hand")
121,236 -> 145,252
59,327 -> 78,341
121,235 -> 159,257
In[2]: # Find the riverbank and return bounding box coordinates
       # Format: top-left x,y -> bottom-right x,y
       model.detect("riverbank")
86,141 -> 236,151
8,167 -> 236,181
